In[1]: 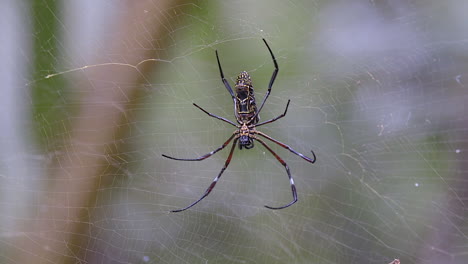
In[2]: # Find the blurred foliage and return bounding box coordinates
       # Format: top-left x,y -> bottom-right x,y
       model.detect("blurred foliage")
31,0 -> 71,150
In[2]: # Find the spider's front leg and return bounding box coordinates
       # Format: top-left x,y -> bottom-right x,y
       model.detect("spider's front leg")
255,100 -> 290,127
193,103 -> 238,126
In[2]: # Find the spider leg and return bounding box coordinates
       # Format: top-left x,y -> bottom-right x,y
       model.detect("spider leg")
255,131 -> 316,163
193,103 -> 237,127
216,50 -> 239,121
254,137 -> 297,210
256,99 -> 290,127
162,133 -> 237,161
171,138 -> 239,212
249,38 -> 279,123
216,50 -> 235,99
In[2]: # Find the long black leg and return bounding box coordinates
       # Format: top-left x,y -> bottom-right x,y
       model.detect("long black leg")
216,50 -> 235,99
256,100 -> 290,127
162,133 -> 237,161
171,138 -> 239,212
193,103 -> 237,127
255,137 -> 297,210
216,50 -> 239,122
255,131 -> 316,163
249,38 -> 279,123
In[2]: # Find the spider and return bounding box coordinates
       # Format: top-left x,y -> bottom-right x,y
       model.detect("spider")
162,39 -> 316,212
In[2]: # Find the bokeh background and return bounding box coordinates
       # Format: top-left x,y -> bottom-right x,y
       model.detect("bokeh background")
1,0 -> 467,263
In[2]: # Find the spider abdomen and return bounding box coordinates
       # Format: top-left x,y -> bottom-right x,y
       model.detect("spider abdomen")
235,71 -> 259,124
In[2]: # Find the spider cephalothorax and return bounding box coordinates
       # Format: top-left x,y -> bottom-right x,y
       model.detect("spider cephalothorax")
162,39 -> 316,212
238,123 -> 254,149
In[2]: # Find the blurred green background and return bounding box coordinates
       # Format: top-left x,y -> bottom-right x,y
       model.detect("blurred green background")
1,0 -> 467,263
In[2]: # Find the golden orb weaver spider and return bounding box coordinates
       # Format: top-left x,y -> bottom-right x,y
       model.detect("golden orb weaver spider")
162,39 -> 316,212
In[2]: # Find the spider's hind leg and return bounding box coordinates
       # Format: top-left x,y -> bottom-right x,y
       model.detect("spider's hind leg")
171,138 -> 239,212
254,137 -> 297,210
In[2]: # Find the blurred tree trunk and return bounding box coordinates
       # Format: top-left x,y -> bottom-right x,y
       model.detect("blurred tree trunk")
14,0 -> 186,263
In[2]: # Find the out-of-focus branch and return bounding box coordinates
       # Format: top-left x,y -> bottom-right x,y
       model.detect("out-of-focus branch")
14,1 -> 186,263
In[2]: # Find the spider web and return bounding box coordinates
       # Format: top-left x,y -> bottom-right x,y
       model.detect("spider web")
1,0 -> 467,263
